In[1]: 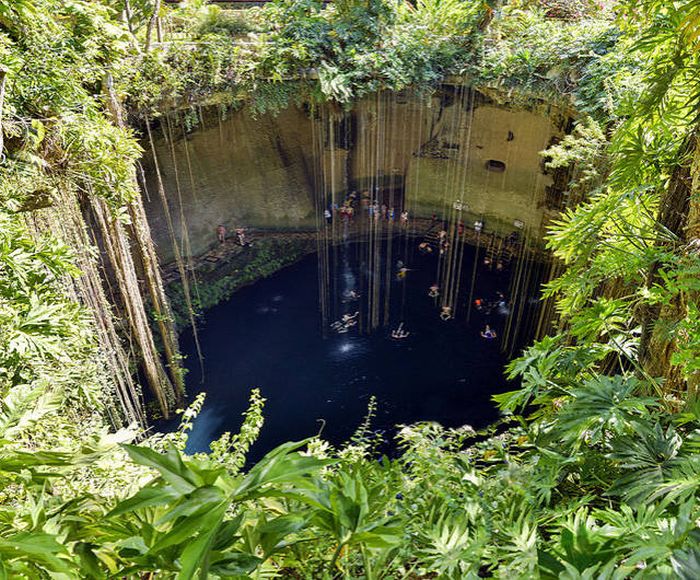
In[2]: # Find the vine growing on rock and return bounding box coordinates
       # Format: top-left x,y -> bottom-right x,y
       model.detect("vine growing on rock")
0,0 -> 186,420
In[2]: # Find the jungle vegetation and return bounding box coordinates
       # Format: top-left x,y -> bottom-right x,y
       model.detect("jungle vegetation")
1,0 -> 700,577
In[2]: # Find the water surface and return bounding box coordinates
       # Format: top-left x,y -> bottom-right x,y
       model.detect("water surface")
178,239 -> 540,462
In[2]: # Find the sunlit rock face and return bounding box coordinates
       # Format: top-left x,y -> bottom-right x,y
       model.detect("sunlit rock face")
143,85 -> 567,263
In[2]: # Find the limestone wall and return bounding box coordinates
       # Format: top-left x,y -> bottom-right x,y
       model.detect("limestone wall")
143,87 -> 566,263
404,103 -> 561,237
142,106 -> 317,261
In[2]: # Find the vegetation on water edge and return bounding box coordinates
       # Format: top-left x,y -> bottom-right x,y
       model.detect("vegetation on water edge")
1,0 -> 700,577
166,237 -> 316,327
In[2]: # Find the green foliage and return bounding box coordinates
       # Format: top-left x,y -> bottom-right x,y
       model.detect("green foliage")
0,0 -> 142,212
0,211 -> 119,444
167,237 -> 315,328
1,380 -> 696,578
475,8 -> 631,117
208,388 -> 266,473
2,1 -> 700,579
98,0 -> 633,117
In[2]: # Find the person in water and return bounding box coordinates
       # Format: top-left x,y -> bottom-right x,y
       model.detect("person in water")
440,305 -> 452,321
343,289 -> 360,302
331,311 -> 359,333
342,312 -> 359,324
391,322 -> 410,339
481,325 -> 497,339
324,208 -> 332,224
429,284 -> 439,298
419,241 -> 433,254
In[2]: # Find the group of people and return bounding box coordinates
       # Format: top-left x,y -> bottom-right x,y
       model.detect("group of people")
424,283 -> 507,339
216,224 -> 249,247
473,291 -> 509,340
474,292 -> 508,316
324,190 -> 410,227
419,218 -> 484,256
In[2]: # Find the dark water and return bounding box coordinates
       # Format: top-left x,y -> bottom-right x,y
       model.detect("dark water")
176,238 -> 542,462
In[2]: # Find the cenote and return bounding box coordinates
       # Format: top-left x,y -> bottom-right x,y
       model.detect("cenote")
178,235 -> 546,462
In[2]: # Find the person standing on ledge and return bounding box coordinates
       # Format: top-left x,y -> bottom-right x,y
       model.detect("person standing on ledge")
216,224 -> 226,244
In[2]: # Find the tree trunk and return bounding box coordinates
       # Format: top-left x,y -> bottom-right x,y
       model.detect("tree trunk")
638,129 -> 698,392
683,132 -> 700,397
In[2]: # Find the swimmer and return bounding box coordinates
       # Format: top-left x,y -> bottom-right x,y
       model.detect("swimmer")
419,242 -> 433,254
397,267 -> 409,280
481,325 -> 497,339
429,284 -> 440,298
391,323 -> 410,339
341,312 -> 359,323
474,298 -> 484,311
342,289 -> 360,302
331,311 -> 359,333
474,220 -> 484,233
440,305 -> 453,321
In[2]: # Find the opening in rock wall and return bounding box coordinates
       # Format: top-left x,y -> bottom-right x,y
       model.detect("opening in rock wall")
486,159 -> 507,172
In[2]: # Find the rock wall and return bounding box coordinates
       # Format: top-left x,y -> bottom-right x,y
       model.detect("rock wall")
143,87 -> 567,263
